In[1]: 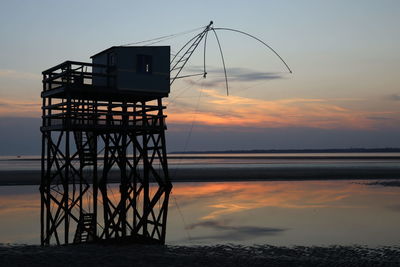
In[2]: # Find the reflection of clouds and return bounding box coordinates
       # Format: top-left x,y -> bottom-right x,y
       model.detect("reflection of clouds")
386,204 -> 400,212
0,194 -> 39,214
204,203 -> 247,220
0,204 -> 39,211
172,181 -> 364,220
171,187 -> 245,208
185,219 -> 286,241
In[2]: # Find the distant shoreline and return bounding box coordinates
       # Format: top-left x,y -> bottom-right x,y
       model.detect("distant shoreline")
2,155 -> 400,161
170,148 -> 400,154
0,166 -> 399,186
2,148 -> 400,159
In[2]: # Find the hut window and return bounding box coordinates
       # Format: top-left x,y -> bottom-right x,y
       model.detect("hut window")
137,55 -> 153,74
108,53 -> 116,66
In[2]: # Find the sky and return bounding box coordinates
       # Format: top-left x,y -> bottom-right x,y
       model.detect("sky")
0,0 -> 400,154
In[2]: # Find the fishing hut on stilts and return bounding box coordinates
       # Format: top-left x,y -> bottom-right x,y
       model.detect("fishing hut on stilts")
40,21 -> 291,246
40,46 -> 172,245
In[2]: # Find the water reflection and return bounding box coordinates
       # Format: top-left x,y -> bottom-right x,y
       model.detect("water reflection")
185,220 -> 286,241
0,186 -> 39,244
170,181 -> 369,220
0,180 -> 399,246
168,181 -> 400,246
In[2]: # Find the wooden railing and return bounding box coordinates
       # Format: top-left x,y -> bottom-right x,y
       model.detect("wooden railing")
42,114 -> 166,128
42,61 -> 115,91
41,100 -> 167,130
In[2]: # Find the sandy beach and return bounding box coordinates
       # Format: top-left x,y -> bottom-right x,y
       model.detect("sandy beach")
0,166 -> 399,186
1,243 -> 399,267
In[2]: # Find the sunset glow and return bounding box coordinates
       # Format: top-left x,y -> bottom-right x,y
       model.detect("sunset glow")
167,88 -> 399,130
1,0 -> 400,153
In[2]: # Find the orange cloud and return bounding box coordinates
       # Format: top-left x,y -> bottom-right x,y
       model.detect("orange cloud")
166,89 -> 399,129
0,192 -> 39,214
0,99 -> 41,117
1,86 -> 398,131
0,69 -> 41,80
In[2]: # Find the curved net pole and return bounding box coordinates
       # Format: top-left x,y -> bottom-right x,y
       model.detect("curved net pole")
213,27 -> 293,74
203,30 -> 209,78
211,28 -> 229,96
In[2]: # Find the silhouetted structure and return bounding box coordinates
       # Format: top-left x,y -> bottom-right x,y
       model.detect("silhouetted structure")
40,46 -> 172,245
40,21 -> 292,246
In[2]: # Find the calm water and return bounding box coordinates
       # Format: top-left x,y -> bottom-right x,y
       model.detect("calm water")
1,180 -> 399,246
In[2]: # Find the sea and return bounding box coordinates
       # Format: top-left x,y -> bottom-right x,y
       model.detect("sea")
0,153 -> 399,246
1,152 -> 400,171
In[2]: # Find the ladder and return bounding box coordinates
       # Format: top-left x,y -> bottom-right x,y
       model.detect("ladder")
74,131 -> 96,167
73,213 -> 96,243
170,21 -> 213,85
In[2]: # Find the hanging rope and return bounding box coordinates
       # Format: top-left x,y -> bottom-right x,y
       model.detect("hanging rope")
166,76 -> 203,107
172,192 -> 192,242
122,26 -> 204,46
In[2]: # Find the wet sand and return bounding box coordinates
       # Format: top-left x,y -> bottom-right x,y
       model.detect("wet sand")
0,166 -> 399,186
1,243 -> 399,267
